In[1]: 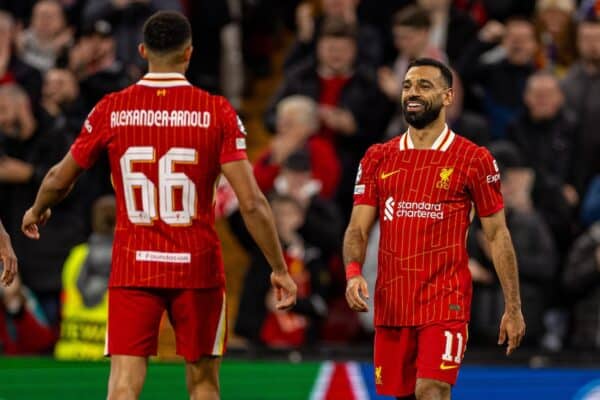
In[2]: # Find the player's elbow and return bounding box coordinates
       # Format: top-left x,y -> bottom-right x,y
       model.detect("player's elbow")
44,165 -> 72,193
238,192 -> 268,216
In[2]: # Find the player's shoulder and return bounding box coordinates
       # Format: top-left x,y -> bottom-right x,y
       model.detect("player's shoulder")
363,136 -> 401,161
449,132 -> 492,161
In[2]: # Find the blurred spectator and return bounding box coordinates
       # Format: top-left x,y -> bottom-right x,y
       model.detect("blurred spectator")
55,195 -> 115,360
235,193 -> 329,348
254,95 -> 340,199
561,17 -> 600,197
69,19 -> 131,109
0,11 -> 43,102
0,84 -> 86,329
416,0 -> 479,65
82,0 -> 181,77
0,84 -> 36,145
458,18 -> 539,139
266,17 -> 394,219
39,68 -> 86,142
377,5 -> 447,103
469,141 -> 557,347
578,0 -> 600,20
563,221 -> 600,349
581,176 -> 600,227
0,275 -> 58,354
284,0 -> 383,71
534,0 -> 578,77
15,0 -> 73,73
507,71 -> 578,254
230,150 -> 342,260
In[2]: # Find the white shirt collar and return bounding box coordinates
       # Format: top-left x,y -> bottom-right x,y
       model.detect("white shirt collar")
399,124 -> 455,152
137,72 -> 191,87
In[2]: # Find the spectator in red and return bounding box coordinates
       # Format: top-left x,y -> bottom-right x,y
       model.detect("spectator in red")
255,95 -> 340,199
0,274 -> 58,354
265,17 -> 394,219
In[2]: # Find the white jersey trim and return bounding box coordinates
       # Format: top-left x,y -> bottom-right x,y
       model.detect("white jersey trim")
399,124 -> 455,152
137,72 -> 191,87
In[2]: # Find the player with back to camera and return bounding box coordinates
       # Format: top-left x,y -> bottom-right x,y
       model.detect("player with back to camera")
21,11 -> 297,400
344,58 -> 526,400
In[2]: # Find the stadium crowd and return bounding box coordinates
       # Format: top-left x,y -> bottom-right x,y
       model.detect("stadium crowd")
0,0 -> 599,358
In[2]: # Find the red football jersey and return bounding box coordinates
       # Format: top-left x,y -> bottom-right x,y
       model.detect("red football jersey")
70,73 -> 248,288
354,126 -> 503,326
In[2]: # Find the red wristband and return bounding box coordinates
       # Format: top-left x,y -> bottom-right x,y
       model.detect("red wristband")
345,261 -> 362,280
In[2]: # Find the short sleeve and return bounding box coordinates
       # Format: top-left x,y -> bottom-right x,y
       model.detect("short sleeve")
353,144 -> 383,207
467,146 -> 504,217
219,97 -> 248,165
70,96 -> 111,169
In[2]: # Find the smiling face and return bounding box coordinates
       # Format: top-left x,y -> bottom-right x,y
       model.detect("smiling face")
401,65 -> 453,129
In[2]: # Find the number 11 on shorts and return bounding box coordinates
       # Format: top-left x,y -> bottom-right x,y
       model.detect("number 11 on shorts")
441,330 -> 464,364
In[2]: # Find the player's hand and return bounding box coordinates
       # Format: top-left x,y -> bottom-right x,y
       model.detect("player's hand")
498,309 -> 526,355
345,275 -> 369,312
0,231 -> 17,286
21,208 -> 52,240
270,271 -> 297,310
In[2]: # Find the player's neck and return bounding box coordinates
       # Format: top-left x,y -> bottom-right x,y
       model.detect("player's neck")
147,63 -> 187,75
407,118 -> 447,150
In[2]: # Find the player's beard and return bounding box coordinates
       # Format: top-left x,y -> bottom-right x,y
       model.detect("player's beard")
402,96 -> 444,129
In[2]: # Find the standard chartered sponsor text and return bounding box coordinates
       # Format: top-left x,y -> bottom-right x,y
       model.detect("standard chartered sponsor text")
111,110 -> 211,128
396,201 -> 444,220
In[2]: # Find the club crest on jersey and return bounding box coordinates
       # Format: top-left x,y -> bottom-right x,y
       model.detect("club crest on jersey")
375,366 -> 383,385
435,167 -> 454,190
156,89 -> 166,96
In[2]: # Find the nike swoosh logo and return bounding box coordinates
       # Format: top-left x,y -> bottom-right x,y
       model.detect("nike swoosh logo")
380,170 -> 402,180
439,362 -> 459,370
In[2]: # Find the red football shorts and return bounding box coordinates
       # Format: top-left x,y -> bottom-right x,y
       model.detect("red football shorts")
374,320 -> 468,397
106,287 -> 227,362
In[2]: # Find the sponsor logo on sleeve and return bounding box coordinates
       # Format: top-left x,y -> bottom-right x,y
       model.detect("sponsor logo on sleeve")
236,138 -> 246,150
354,184 -> 365,195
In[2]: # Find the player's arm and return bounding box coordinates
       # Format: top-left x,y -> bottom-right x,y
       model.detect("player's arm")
480,209 -> 526,355
0,218 -> 17,286
221,160 -> 297,310
21,152 -> 84,240
343,204 -> 377,312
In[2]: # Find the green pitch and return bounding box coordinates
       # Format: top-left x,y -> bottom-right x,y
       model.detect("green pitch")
0,357 -> 321,400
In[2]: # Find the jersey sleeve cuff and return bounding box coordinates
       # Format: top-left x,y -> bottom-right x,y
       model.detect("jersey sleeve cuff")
69,148 -> 93,169
354,197 -> 377,207
477,202 -> 504,217
220,151 -> 247,165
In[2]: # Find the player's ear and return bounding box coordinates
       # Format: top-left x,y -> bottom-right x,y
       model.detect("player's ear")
139,43 -> 148,60
184,45 -> 193,62
443,87 -> 454,107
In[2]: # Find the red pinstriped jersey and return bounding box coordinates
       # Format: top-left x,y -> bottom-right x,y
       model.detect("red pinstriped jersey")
70,73 -> 247,288
354,126 -> 503,326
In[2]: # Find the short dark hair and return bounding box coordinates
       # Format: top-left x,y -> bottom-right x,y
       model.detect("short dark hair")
319,17 -> 357,41
393,5 -> 431,29
143,11 -> 191,53
407,58 -> 453,88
